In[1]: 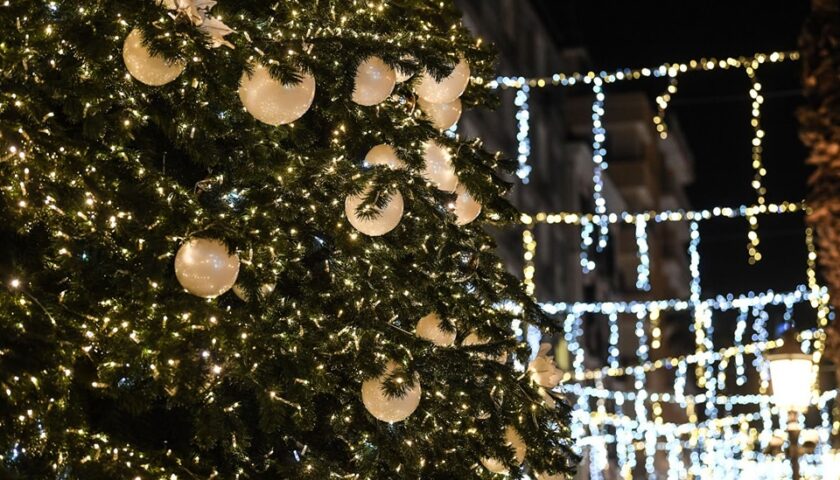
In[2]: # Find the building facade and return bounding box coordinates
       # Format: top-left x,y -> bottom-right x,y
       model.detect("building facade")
457,1 -> 697,477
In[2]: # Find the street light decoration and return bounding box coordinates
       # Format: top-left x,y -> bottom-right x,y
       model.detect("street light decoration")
767,328 -> 816,412
766,328 -> 818,480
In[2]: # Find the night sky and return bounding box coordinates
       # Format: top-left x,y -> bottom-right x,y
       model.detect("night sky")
533,1 -> 815,299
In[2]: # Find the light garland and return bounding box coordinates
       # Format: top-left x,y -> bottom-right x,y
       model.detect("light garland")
542,284 -> 824,316
502,50 -> 799,271
635,217 -> 651,291
557,315 -> 821,384
514,83 -> 532,183
506,49 -> 834,478
590,83 -> 610,252
653,77 -> 679,140
492,51 -> 799,90
747,62 -> 768,264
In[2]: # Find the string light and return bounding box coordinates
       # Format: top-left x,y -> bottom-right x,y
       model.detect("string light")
689,221 -> 701,302
746,62 -> 767,264
635,217 -> 651,291
493,50 -> 800,90
2,2 -> 583,478
521,201 -> 806,226
555,307 -> 822,383
591,82 -> 610,253
653,77 -> 678,140
514,83 -> 532,182
508,49 -> 830,477
504,50 -> 800,269
543,284 -> 824,316
522,229 -> 536,297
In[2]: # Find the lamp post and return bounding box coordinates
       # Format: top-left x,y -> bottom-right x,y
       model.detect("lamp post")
767,328 -> 818,480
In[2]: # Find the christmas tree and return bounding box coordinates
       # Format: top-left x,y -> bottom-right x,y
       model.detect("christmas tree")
0,1 -> 576,478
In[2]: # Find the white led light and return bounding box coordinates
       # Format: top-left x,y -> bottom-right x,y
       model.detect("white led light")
509,50 -> 829,477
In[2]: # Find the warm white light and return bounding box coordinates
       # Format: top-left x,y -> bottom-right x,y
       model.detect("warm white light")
822,451 -> 840,480
768,358 -> 814,412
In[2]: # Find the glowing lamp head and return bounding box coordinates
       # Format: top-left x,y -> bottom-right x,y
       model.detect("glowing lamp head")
767,328 -> 816,412
823,450 -> 840,480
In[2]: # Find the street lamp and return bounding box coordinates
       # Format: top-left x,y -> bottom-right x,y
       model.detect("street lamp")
767,328 -> 818,480
822,450 -> 840,480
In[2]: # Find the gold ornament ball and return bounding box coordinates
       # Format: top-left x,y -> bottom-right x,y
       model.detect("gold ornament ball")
418,98 -> 462,131
422,141 -> 458,193
174,238 -> 240,299
415,313 -> 456,347
352,57 -> 397,106
239,63 -> 316,126
415,57 -> 471,104
365,144 -> 406,170
123,28 -> 185,86
345,188 -> 404,237
361,361 -> 421,423
481,426 -> 527,475
453,186 -> 482,226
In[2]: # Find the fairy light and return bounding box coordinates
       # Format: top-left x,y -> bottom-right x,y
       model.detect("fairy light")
506,50 -> 801,273
635,217 -> 651,291
514,84 -> 532,182
689,221 -> 702,301
495,50 -> 800,90
650,307 -> 661,350
554,298 -> 822,384
806,226 -> 832,328
522,229 -> 537,297
653,77 -> 678,140
734,307 -> 749,386
579,219 -> 596,274
633,308 -> 654,477
590,82 -> 609,252
511,50 -> 834,478
607,312 -> 619,369
521,201 -> 807,227
746,62 -> 766,264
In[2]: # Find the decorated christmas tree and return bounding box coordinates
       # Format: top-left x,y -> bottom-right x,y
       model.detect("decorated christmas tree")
0,1 -> 576,478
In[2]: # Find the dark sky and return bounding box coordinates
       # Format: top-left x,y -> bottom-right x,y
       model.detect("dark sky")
534,1 -> 815,298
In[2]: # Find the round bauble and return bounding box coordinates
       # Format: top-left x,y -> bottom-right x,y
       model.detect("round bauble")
463,332 -> 508,364
361,361 -> 421,423
345,188 -> 404,237
395,55 -> 415,83
175,238 -> 240,298
123,28 -> 185,86
481,426 -> 527,475
365,144 -> 406,170
422,142 -> 458,193
418,98 -> 462,131
352,57 -> 396,106
232,283 -> 276,302
415,313 -> 456,347
239,63 -> 316,126
529,343 -> 563,389
415,57 -> 471,104
454,186 -> 482,226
